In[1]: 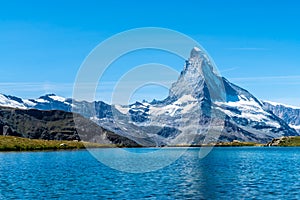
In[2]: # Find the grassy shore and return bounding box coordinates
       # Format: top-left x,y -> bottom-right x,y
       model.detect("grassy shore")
281,137 -> 300,146
0,136 -> 117,151
2,136 -> 300,152
212,141 -> 263,147
169,141 -> 263,147
267,136 -> 300,147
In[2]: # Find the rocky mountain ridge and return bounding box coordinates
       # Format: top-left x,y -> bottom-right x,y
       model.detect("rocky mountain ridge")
0,47 -> 299,145
0,106 -> 139,147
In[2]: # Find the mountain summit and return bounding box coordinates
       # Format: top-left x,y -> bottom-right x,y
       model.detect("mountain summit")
114,47 -> 298,144
169,47 -> 221,99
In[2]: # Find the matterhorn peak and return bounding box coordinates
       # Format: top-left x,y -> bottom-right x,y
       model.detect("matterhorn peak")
189,46 -> 210,63
190,46 -> 202,59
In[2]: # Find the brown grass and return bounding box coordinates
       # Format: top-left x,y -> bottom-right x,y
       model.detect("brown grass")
0,135 -> 117,151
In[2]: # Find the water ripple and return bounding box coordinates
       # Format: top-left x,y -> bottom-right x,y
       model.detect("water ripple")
1,147 -> 300,199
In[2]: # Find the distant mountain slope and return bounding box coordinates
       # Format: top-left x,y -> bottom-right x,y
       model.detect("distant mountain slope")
0,106 -> 139,147
0,94 -> 159,146
263,101 -> 300,132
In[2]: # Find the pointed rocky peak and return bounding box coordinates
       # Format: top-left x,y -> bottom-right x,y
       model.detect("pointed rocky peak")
189,46 -> 211,63
182,46 -> 216,76
168,47 -> 221,100
190,46 -> 202,59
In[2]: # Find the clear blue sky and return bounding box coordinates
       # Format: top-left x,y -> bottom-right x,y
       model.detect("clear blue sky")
0,0 -> 300,105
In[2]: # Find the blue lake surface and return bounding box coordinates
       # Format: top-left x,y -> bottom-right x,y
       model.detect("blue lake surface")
1,147 -> 300,199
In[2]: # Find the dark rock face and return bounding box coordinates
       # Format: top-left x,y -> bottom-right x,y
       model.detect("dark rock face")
0,107 -> 139,147
0,108 -> 80,141
156,127 -> 181,138
128,102 -> 150,123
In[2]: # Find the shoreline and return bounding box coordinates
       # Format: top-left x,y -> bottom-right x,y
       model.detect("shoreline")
1,136 -> 300,152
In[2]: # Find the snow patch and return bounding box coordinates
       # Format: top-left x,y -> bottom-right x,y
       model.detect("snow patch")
150,104 -> 180,117
215,97 -> 281,128
174,95 -> 197,104
90,116 -> 99,121
36,98 -> 49,103
23,99 -> 36,107
49,95 -> 66,102
290,124 -> 300,130
149,95 -> 197,117
115,105 -> 129,114
0,94 -> 27,109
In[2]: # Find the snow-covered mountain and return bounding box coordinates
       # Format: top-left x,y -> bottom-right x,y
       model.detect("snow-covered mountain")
0,47 -> 298,145
110,47 -> 298,144
0,93 -> 71,110
263,101 -> 300,132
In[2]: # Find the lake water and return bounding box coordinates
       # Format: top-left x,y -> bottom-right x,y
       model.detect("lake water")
1,147 -> 300,199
